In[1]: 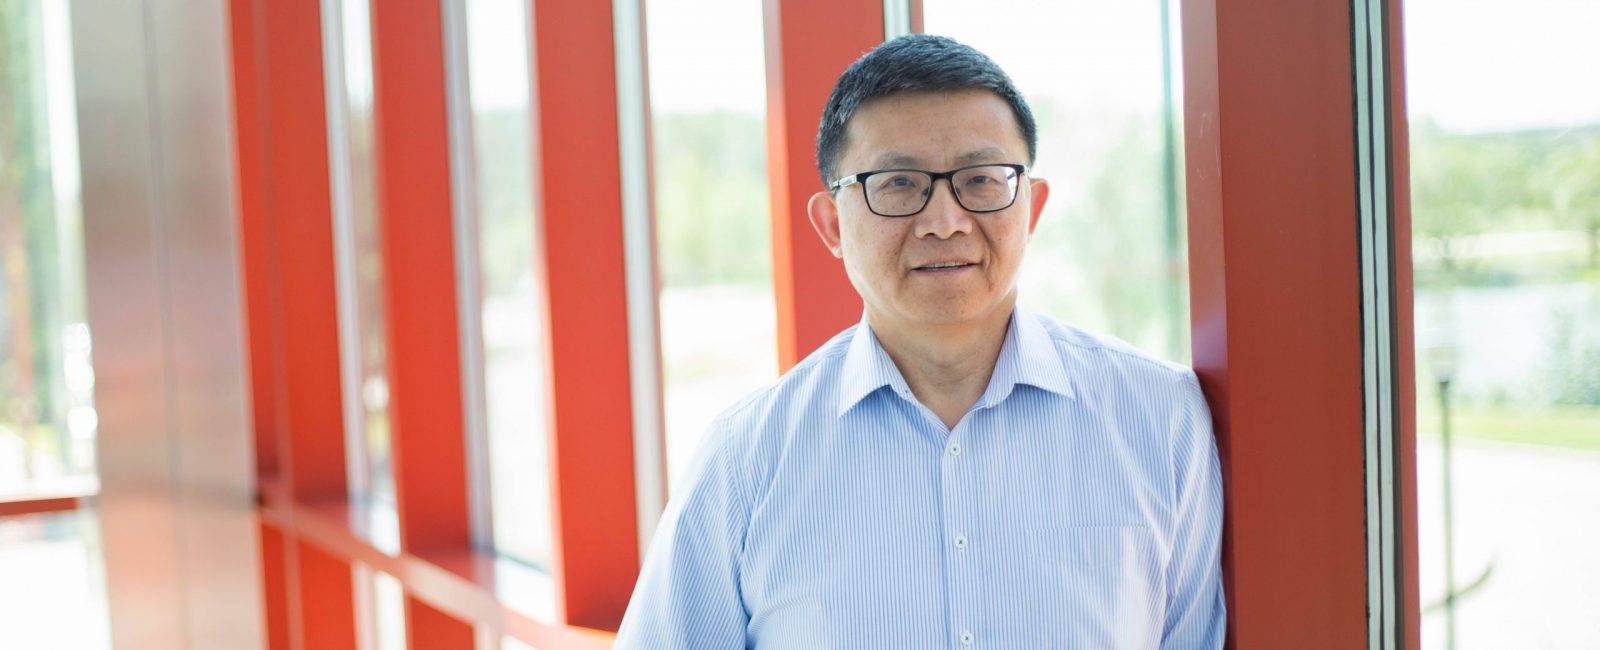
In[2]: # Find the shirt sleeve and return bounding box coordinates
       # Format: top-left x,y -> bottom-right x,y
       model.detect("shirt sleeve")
1161,369 -> 1227,649
614,415 -> 751,649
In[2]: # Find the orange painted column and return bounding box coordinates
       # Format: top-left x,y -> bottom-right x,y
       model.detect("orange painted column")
368,0 -> 476,645
226,1 -> 292,648
1182,0 -> 1405,646
261,0 -> 348,507
762,0 -> 881,369
228,0 -> 280,482
528,0 -> 642,631
257,521 -> 292,650
256,1 -> 357,648
297,542 -> 360,650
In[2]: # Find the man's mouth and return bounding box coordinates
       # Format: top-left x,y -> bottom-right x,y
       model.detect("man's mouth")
913,261 -> 978,272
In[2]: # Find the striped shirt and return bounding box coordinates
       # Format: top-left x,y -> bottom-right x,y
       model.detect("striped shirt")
616,306 -> 1225,649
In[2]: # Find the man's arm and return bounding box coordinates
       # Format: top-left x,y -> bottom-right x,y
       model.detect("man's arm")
615,416 -> 750,649
1161,369 -> 1227,649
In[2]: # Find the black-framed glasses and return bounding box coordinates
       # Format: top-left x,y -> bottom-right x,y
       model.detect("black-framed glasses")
829,163 -> 1026,217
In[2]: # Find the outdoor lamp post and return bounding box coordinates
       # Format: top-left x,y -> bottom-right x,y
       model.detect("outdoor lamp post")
1430,344 -> 1458,650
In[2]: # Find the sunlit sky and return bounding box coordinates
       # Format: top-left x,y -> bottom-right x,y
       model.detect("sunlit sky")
462,0 -> 1600,134
1403,0 -> 1600,132
641,0 -> 1600,132
35,0 -> 1594,137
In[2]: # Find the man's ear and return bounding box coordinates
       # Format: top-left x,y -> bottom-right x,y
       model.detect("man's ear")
807,190 -> 845,258
1026,177 -> 1050,236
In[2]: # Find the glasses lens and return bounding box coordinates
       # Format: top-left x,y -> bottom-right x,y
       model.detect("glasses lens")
865,171 -> 934,216
951,165 -> 1020,212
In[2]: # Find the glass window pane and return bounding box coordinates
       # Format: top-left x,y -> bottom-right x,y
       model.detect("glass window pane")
457,0 -> 556,582
0,511 -> 111,649
923,0 -> 1190,362
645,0 -> 778,487
1405,1 -> 1600,647
0,0 -> 98,499
325,0 -> 398,549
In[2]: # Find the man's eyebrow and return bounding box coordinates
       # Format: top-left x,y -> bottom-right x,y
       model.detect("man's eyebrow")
869,152 -> 922,169
866,147 -> 1011,171
953,147 -> 1008,166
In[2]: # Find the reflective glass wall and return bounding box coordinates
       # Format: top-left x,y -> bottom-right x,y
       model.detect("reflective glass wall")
0,0 -> 95,500
452,0 -> 558,617
1405,0 -> 1600,646
0,4 -> 107,645
644,0 -> 778,486
923,0 -> 1189,362
323,0 -> 399,550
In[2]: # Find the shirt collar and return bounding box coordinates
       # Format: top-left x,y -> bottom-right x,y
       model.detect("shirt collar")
836,305 -> 1076,418
836,318 -> 914,417
978,305 -> 1076,407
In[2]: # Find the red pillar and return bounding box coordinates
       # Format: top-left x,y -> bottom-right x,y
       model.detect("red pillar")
257,1 -> 357,647
261,0 -> 348,506
761,0 -> 882,369
1182,0 -> 1400,646
528,0 -> 643,630
368,0 -> 476,645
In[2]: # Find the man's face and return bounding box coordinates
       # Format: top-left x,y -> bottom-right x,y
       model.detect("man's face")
808,89 -> 1049,333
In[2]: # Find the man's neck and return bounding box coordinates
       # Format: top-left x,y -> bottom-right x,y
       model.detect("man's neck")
868,301 -> 1015,430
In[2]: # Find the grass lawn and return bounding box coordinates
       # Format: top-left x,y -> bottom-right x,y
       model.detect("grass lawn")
1417,403 -> 1600,452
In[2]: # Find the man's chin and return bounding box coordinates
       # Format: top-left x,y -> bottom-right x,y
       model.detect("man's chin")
882,300 -> 1011,330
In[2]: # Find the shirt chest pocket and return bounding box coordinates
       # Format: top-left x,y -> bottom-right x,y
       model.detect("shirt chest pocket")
1025,525 -> 1165,650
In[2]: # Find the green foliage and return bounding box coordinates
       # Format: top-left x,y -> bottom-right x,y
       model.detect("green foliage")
1411,120 -> 1600,285
1047,121 -> 1183,353
1,0 -> 68,432
470,109 -> 535,297
1020,101 -> 1188,361
652,111 -> 772,288
1543,133 -> 1600,268
1541,305 -> 1600,407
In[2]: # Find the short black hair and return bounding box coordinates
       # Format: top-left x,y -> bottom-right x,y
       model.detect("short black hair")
816,34 -> 1037,188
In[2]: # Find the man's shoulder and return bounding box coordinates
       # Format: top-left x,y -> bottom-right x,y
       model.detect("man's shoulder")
1025,309 -> 1196,389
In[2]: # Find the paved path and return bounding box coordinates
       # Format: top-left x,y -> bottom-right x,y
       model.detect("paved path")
1417,438 -> 1600,649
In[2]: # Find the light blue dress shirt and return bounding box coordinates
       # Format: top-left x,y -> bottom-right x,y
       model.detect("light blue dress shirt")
616,306 -> 1225,649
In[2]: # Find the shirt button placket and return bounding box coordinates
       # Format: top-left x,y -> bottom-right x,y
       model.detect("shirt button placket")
942,419 -> 979,649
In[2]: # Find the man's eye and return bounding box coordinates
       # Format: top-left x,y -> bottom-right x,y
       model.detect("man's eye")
875,174 -> 918,190
965,175 -> 993,185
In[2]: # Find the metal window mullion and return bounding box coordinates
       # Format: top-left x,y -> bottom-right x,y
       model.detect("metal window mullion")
612,0 -> 666,561
883,0 -> 913,39
320,0 -> 369,510
1356,0 -> 1401,647
440,0 -> 496,555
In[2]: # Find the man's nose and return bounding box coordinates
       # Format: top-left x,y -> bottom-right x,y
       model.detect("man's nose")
912,180 -> 974,240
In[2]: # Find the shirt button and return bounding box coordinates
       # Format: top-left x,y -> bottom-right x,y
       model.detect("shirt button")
954,534 -> 968,550
960,631 -> 975,645
947,442 -> 961,456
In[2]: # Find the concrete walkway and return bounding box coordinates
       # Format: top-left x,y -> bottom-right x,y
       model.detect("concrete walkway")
1417,438 -> 1600,649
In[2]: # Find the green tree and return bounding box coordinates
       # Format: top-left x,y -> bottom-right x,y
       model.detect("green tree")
1411,121 -> 1544,273
652,111 -> 772,288
1543,133 -> 1600,269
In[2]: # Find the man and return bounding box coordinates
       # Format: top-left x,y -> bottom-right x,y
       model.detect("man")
617,34 -> 1224,649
